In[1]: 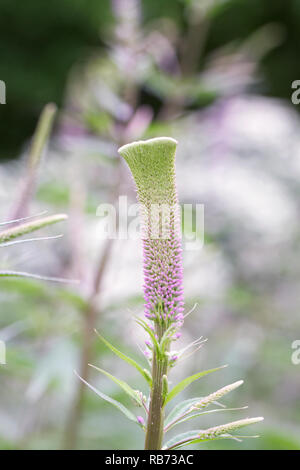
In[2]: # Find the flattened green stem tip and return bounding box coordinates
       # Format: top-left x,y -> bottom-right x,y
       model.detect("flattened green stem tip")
118,137 -> 179,208
118,137 -> 178,156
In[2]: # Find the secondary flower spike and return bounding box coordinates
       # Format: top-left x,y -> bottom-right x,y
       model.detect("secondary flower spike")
118,137 -> 184,335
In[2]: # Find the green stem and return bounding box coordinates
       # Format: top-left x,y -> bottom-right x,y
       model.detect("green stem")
10,103 -> 57,221
144,325 -> 169,450
29,103 -> 57,169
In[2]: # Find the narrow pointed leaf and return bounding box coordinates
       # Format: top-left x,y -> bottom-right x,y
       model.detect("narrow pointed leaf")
165,397 -> 203,427
95,331 -> 152,386
0,210 -> 48,226
135,317 -> 161,359
164,417 -> 263,449
166,365 -> 227,404
166,407 -> 248,432
163,430 -> 202,450
186,434 -> 260,447
165,380 -> 245,430
89,364 -> 142,405
28,103 -> 57,169
164,432 -> 236,450
0,271 -> 77,283
0,234 -> 63,248
74,371 -> 138,423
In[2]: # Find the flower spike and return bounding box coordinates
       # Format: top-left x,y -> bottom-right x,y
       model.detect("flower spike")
119,138 -> 184,334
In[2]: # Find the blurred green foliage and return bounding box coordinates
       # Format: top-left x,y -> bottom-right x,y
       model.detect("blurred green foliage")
0,0 -> 300,451
0,0 -> 112,158
1,0 -> 300,158
205,0 -> 300,99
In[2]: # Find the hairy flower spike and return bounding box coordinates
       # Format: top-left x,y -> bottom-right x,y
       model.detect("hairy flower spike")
197,417 -> 264,441
0,214 -> 67,244
119,138 -> 184,333
192,380 -> 244,411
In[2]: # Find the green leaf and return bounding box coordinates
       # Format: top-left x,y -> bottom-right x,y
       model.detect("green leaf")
166,407 -> 248,432
0,271 -> 76,283
74,371 -> 138,424
163,430 -> 201,450
135,317 -> 161,359
164,417 -> 263,449
160,325 -> 177,353
143,369 -> 152,384
177,434 -> 255,448
165,365 -> 227,404
0,211 -> 48,227
163,431 -> 236,450
89,364 -> 142,405
165,380 -> 246,431
94,330 -> 152,386
165,397 -> 203,427
57,288 -> 88,311
0,276 -> 49,296
28,103 -> 57,169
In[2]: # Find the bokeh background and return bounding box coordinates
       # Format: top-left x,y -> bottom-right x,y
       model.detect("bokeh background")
0,0 -> 300,449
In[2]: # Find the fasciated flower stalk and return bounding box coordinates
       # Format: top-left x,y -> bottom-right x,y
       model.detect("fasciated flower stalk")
79,137 -> 263,451
119,137 -> 183,450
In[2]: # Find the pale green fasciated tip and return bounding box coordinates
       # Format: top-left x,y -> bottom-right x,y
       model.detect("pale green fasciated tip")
118,137 -> 178,157
118,137 -> 179,207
